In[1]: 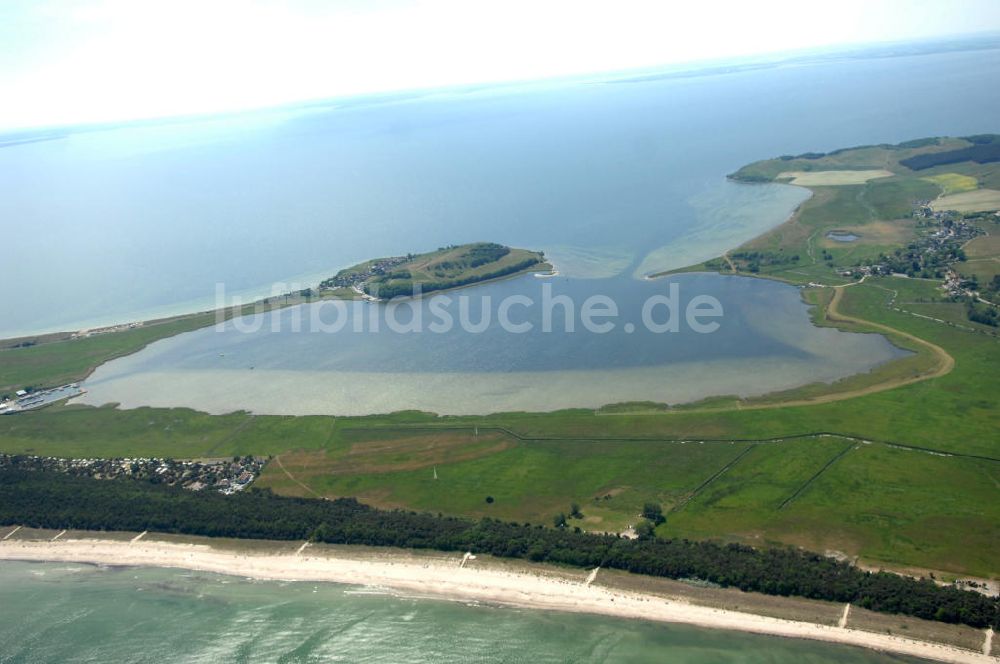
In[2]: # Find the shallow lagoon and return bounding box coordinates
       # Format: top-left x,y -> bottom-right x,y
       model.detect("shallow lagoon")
77,273 -> 906,415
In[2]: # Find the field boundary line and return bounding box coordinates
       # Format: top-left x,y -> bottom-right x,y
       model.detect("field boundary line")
204,414 -> 258,456
670,445 -> 755,513
778,442 -> 856,510
274,454 -> 323,499
336,426 -> 1000,463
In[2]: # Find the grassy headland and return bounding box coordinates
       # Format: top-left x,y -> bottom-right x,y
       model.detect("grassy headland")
318,242 -> 548,300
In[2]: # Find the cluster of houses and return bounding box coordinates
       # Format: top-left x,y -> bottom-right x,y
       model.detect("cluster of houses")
943,269 -> 973,298
913,201 -> 983,244
319,255 -> 409,291
839,203 -> 984,281
913,200 -> 948,222
0,453 -> 266,494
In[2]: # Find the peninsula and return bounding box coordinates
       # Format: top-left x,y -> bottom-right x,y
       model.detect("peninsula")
319,242 -> 549,300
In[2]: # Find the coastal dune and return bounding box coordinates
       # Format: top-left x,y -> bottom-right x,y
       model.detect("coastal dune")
0,538 -> 994,663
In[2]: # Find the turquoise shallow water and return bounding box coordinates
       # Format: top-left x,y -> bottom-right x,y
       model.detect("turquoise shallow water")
0,561 -> 919,663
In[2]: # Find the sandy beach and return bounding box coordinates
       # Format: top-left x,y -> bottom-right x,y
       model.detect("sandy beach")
0,537 -> 994,663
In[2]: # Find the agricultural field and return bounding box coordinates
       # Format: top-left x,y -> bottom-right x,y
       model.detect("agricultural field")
931,188 -> 1000,213
922,172 -> 979,195
960,234 -> 1000,286
776,169 -> 893,186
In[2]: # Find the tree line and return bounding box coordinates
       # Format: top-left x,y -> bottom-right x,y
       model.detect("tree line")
900,135 -> 1000,170
1,468 -> 995,629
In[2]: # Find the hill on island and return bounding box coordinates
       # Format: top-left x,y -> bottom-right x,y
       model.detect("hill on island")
319,242 -> 548,299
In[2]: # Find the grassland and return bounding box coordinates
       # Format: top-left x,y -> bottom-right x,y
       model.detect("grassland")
1,137 -> 998,581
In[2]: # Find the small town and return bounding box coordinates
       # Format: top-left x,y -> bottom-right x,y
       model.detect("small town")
0,453 -> 266,494
844,202 -> 985,282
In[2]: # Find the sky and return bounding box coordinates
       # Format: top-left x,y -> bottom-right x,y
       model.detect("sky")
2,0 -> 999,131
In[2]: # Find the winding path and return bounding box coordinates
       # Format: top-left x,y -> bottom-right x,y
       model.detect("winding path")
274,455 -> 324,499
646,280 -> 956,414
824,282 -> 955,386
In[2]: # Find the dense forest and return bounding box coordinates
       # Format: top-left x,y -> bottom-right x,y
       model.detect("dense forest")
369,257 -> 542,299
439,242 -> 511,271
1,468 -> 996,629
900,134 -> 1000,170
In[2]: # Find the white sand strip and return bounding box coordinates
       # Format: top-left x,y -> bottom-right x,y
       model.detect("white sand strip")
296,541 -> 310,555
585,567 -> 600,586
51,530 -> 66,542
985,628 -> 994,657
130,531 -> 147,544
2,526 -> 21,541
0,539 -> 994,664
838,603 -> 851,628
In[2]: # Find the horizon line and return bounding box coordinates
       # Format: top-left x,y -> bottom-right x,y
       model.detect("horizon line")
2,29 -> 998,137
